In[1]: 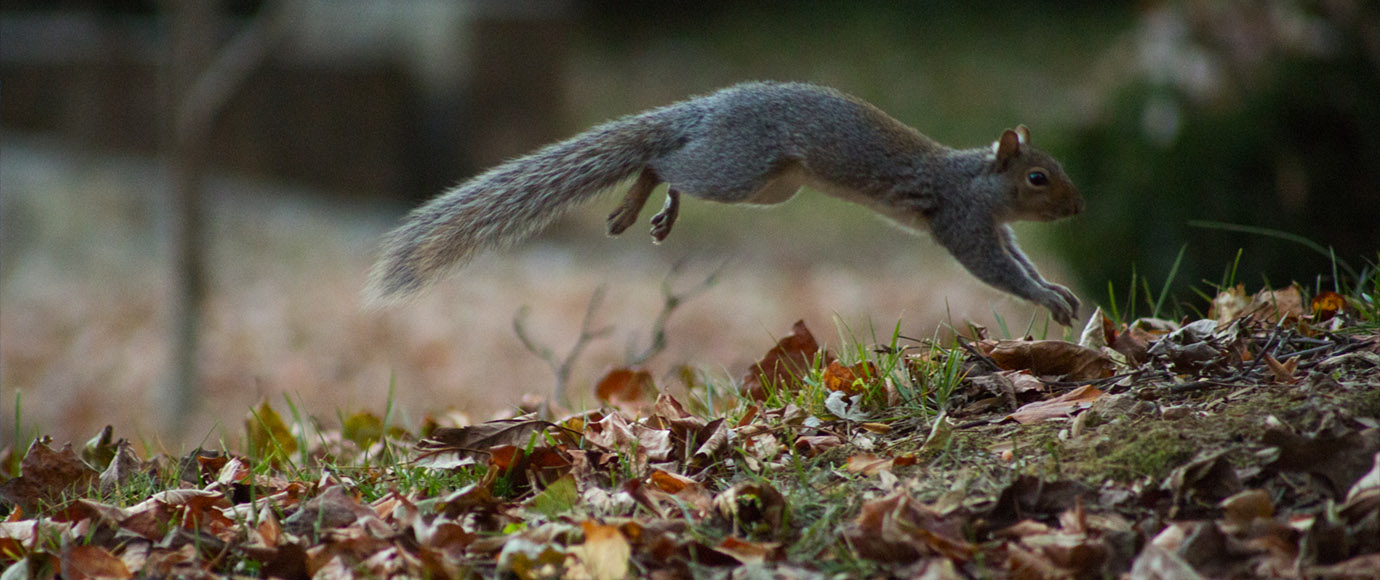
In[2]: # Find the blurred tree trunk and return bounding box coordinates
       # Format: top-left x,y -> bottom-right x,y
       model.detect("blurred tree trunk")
164,0 -> 290,435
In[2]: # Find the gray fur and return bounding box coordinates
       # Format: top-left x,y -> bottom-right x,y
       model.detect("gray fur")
368,81 -> 1085,324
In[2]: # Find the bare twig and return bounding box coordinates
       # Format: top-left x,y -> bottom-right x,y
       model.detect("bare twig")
625,259 -> 725,366
513,286 -> 614,407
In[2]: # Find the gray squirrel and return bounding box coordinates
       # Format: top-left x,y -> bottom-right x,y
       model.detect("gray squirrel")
369,81 -> 1084,324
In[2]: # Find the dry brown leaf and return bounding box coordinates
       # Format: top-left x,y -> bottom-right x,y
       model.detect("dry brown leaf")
988,340 -> 1115,380
1263,355 -> 1299,384
713,537 -> 784,564
62,544 -> 132,580
596,367 -> 655,405
690,419 -> 729,465
846,454 -> 894,476
649,470 -> 697,494
846,491 -> 975,563
1112,325 -> 1156,366
0,439 -> 99,512
714,482 -> 787,534
1220,489 -> 1274,528
415,414 -> 550,464
1005,385 -> 1105,424
575,520 -> 631,580
793,434 -> 844,457
1212,284 -> 1305,325
742,319 -> 832,401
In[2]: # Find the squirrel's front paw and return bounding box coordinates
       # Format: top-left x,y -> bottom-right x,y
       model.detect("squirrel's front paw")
1037,285 -> 1079,326
1047,283 -> 1081,316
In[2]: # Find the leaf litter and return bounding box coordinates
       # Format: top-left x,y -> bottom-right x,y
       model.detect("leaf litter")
1,285 -> 1378,579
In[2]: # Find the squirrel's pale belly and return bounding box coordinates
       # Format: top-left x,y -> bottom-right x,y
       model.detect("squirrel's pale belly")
744,164 -> 862,205
738,164 -> 930,232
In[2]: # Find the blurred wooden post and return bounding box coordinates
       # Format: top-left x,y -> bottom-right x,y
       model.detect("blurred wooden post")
164,0 -> 290,436
164,0 -> 215,437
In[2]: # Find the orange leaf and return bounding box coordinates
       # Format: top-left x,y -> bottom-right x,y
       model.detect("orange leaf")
822,361 -> 879,396
595,367 -> 655,404
649,470 -> 696,493
1311,291 -> 1345,321
488,445 -> 522,472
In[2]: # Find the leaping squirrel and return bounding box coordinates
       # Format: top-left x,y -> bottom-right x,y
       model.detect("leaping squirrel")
369,81 -> 1084,324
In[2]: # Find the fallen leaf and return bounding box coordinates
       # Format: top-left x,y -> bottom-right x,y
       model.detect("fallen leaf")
713,482 -> 787,535
342,411 -> 385,448
846,454 -> 895,476
713,537 -> 784,564
415,414 -> 550,465
574,521 -> 630,580
62,544 -> 132,579
822,360 -> 878,396
1006,385 -> 1105,424
0,439 -> 99,512
1310,290 -> 1346,322
1212,284 -> 1305,325
846,491 -> 974,563
742,320 -> 832,401
1262,427 -> 1380,498
988,340 -> 1115,380
528,475 -> 578,518
246,400 -> 298,461
1263,355 -> 1299,384
596,367 -> 655,405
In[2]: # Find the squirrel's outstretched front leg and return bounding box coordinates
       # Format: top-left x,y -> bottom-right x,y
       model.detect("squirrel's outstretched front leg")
932,214 -> 1078,325
607,167 -> 660,236
1000,225 -> 1080,316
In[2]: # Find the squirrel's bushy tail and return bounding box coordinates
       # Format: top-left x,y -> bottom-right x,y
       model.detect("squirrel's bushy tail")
367,112 -> 686,304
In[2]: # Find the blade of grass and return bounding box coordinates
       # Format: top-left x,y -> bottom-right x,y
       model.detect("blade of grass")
1189,220 -> 1357,279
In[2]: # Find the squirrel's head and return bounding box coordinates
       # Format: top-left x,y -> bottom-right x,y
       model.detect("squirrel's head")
988,125 -> 1084,222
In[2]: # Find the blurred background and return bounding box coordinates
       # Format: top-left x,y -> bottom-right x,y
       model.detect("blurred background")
2,0 -> 1376,449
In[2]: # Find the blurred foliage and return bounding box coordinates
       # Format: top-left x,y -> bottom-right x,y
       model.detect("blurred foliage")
1056,1 -> 1380,302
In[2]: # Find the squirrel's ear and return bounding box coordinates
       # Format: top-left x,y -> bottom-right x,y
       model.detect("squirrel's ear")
993,128 -> 1022,170
1015,124 -> 1030,145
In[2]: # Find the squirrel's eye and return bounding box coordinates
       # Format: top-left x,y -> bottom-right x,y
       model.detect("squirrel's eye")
1027,171 -> 1049,187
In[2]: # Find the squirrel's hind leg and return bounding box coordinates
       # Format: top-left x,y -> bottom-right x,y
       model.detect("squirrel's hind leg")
607,167 -> 660,236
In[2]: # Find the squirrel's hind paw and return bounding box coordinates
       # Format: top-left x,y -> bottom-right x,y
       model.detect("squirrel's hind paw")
650,190 -> 681,244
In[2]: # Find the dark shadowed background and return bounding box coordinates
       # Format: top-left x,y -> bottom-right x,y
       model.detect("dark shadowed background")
2,0 -> 1376,449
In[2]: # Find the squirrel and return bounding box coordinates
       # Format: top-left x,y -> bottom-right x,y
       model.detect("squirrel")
369,81 -> 1084,324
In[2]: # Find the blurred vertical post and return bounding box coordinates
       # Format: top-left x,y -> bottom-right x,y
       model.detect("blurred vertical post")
163,0 -> 290,436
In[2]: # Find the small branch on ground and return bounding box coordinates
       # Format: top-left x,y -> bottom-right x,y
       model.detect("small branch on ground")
513,286 -> 614,409
625,259 -> 725,366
